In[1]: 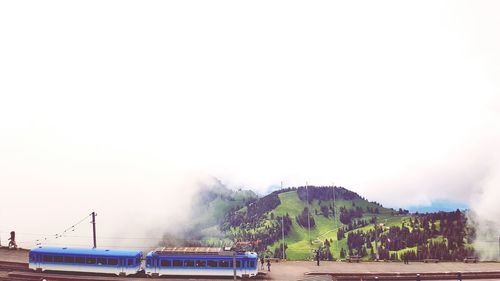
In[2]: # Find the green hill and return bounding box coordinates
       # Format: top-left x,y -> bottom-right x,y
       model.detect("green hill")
165,182 -> 473,261
216,186 -> 473,261
267,190 -> 407,260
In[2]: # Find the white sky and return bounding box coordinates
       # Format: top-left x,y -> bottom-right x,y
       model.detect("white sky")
1,1 -> 499,248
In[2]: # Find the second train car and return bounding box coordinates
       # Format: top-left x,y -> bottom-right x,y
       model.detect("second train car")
145,246 -> 258,278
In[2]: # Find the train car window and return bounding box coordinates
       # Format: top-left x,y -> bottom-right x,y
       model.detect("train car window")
207,260 -> 217,267
97,258 -> 107,265
184,260 -> 194,267
218,260 -> 229,267
64,256 -> 75,263
160,260 -> 171,267
86,257 -> 96,264
196,260 -> 206,267
146,259 -> 151,267
75,257 -> 85,264
29,254 -> 36,262
250,261 -> 255,268
108,258 -> 118,266
230,260 -> 241,268
128,259 -> 134,266
53,256 -> 63,263
172,260 -> 182,267
43,256 -> 53,262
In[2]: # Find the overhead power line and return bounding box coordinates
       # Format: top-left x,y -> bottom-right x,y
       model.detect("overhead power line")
1,232 -> 165,240
23,213 -> 93,246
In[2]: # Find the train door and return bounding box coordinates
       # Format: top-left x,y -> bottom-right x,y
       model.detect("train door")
36,254 -> 42,271
242,259 -> 248,276
120,258 -> 126,275
147,257 -> 158,275
36,254 -> 41,270
30,253 -> 40,270
145,257 -> 154,276
153,257 -> 159,276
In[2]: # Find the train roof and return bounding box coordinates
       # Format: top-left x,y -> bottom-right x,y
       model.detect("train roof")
30,246 -> 142,257
152,247 -> 225,256
147,247 -> 257,258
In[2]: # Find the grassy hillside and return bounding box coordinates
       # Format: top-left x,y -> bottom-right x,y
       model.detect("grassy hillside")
217,186 -> 473,262
178,184 -> 473,262
266,191 -> 410,260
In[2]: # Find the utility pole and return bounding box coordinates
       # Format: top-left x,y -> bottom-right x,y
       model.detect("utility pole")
281,181 -> 285,260
306,182 -> 311,245
374,218 -> 379,260
332,183 -> 336,259
92,212 -> 97,248
233,251 -> 236,281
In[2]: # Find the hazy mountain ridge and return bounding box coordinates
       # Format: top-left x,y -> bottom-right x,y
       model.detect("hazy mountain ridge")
179,179 -> 259,240
162,182 -> 475,261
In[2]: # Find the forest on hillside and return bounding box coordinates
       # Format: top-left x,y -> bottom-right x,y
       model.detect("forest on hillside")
339,210 -> 473,261
218,186 -> 476,261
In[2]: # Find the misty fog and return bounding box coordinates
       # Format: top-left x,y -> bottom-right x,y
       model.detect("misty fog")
1,1 -> 499,259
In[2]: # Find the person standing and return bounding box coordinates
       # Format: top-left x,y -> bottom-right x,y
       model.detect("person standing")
260,257 -> 264,270
266,259 -> 271,271
8,231 -> 17,249
315,249 -> 320,266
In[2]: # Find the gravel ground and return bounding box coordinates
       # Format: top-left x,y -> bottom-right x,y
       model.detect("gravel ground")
265,260 -> 500,281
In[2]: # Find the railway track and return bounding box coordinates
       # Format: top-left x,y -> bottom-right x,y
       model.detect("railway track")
3,271 -> 122,281
0,267 -> 267,281
306,270 -> 500,280
0,262 -> 129,281
0,262 -> 29,281
0,261 -> 28,272
1,271 -> 265,281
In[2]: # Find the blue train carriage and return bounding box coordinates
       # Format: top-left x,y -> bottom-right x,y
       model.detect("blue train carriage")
145,247 -> 258,278
29,246 -> 143,276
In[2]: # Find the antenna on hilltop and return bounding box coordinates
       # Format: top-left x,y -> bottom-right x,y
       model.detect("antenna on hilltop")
306,182 -> 311,246
281,181 -> 285,260
332,182 -> 336,258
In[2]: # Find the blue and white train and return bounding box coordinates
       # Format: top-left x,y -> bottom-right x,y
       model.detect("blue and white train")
145,247 -> 258,278
28,247 -> 143,276
28,245 -> 259,278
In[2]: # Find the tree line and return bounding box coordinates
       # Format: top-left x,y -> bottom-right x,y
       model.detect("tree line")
337,210 -> 473,261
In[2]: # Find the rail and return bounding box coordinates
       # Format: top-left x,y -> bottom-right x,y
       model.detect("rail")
306,270 -> 500,280
0,261 -> 29,272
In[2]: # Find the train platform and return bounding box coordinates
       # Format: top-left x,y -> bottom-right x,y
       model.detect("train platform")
264,260 -> 500,280
0,247 -> 28,263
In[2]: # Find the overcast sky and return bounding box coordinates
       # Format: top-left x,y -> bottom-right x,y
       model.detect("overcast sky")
1,1 -> 499,248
